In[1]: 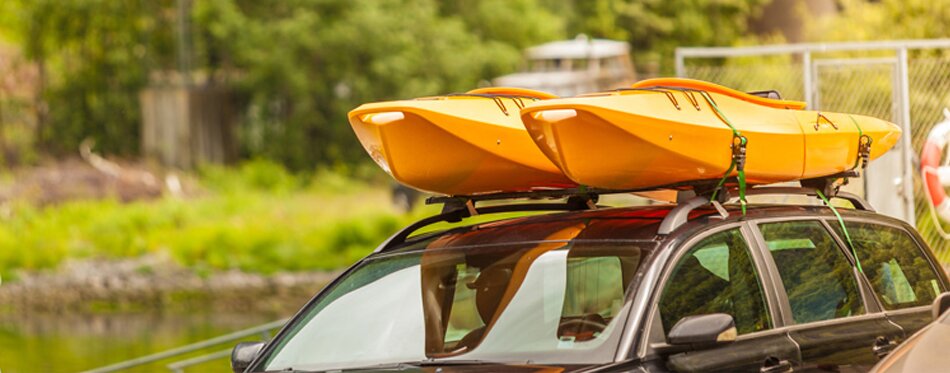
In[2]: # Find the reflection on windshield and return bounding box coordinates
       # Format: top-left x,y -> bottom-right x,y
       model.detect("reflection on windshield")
261,223 -> 648,371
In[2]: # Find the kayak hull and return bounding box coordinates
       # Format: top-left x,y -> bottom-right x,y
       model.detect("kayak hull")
349,92 -> 575,195
521,82 -> 901,190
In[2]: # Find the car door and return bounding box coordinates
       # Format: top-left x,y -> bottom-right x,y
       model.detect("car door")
649,224 -> 800,373
752,219 -> 905,372
827,219 -> 949,335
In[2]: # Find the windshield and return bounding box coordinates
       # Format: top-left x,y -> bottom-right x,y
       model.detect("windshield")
259,230 -> 652,371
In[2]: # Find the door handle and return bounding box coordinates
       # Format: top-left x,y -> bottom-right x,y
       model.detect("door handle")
872,336 -> 898,359
761,357 -> 794,373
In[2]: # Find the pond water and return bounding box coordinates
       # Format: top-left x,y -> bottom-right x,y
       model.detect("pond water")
0,309 -> 286,373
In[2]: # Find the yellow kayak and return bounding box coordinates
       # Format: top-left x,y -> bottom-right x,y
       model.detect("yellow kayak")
348,88 -> 575,195
520,78 -> 901,190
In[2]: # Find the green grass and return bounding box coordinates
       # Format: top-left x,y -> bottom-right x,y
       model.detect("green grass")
0,160 -> 438,279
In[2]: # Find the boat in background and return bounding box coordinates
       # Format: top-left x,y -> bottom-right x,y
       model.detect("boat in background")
520,78 -> 901,190
348,88 -> 575,195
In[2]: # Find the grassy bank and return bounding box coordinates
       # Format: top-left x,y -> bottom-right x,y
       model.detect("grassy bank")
0,161 -> 433,279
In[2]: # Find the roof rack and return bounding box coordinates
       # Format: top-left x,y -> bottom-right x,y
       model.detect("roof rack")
425,187 -> 610,216
422,178 -> 729,214
372,201 -> 598,254
656,185 -> 873,235
658,170 -> 871,234
374,172 -> 872,253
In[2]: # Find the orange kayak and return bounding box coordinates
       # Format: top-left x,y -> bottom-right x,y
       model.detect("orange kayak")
520,78 -> 901,190
348,88 -> 575,195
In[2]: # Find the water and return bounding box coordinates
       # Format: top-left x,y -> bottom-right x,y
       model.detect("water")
0,309 -> 284,373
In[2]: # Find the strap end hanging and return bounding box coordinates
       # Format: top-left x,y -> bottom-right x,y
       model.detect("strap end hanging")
815,189 -> 864,273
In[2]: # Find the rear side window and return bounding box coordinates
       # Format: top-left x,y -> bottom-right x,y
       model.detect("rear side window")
830,221 -> 943,309
659,228 -> 771,335
759,221 -> 865,324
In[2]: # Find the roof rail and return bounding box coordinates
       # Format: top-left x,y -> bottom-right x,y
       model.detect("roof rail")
373,201 -> 598,254
657,186 -> 874,235
425,187 -> 607,209
378,172 -> 871,251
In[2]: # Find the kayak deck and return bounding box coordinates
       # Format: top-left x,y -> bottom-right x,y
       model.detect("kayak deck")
521,80 -> 900,190
349,89 -> 575,195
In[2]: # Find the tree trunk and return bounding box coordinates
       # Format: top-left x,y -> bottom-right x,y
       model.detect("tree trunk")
34,52 -> 48,152
0,92 -> 6,165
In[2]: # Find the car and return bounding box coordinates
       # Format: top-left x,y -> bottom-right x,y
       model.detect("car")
868,293 -> 950,373
231,185 -> 950,373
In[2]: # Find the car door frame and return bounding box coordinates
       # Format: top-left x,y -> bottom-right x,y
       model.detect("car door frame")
746,216 -> 905,371
637,221 -> 802,372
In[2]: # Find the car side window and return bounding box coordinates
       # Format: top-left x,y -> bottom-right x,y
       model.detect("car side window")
830,221 -> 943,309
759,220 -> 864,324
659,228 -> 771,335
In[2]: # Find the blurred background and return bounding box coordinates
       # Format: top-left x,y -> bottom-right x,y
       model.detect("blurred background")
0,0 -> 948,371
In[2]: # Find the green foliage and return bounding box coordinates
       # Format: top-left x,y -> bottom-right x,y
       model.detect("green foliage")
4,0 -> 176,156
190,0 -> 565,169
0,168 -> 431,278
808,0 -> 950,42
198,158 -> 302,193
554,0 -> 769,73
0,0 -> 776,168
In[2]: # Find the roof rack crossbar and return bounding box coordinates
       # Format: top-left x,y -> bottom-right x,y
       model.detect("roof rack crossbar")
373,202 -> 596,254
425,187 -> 610,206
394,172 -> 871,247
657,185 -> 874,235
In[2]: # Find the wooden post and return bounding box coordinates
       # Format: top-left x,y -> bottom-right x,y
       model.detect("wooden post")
140,84 -> 235,169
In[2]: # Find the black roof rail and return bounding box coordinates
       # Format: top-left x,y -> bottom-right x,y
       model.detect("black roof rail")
373,202 -> 597,254
657,185 -> 874,235
425,187 -> 608,209
378,171 -> 871,251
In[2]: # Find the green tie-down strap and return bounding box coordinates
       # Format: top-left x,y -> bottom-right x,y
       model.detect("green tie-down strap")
699,91 -> 748,214
815,189 -> 864,273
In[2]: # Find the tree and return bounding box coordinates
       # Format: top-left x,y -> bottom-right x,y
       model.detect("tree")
3,0 -> 176,157
2,0 -> 776,168
808,0 -> 950,42
559,0 -> 769,74
193,0 -> 565,169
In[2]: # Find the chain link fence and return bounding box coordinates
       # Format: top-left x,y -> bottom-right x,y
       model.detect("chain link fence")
907,57 -> 950,263
677,41 -> 950,264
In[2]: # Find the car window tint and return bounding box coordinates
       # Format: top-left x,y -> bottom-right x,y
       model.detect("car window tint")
558,246 -> 636,342
659,228 -> 771,335
829,221 -> 943,309
444,264 -> 485,343
561,256 -> 624,319
759,221 -> 864,323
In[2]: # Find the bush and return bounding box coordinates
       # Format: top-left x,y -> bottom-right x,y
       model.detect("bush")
0,169 -> 422,279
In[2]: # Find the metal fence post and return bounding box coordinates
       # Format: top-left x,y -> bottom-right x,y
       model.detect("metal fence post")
803,51 -> 814,109
674,39 -> 950,252
675,49 -> 686,78
896,46 -> 917,222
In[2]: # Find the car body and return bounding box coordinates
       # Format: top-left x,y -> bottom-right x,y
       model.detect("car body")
234,188 -> 950,373
869,294 -> 950,373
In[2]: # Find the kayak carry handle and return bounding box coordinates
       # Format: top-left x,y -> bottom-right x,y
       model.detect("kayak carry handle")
815,112 -> 839,130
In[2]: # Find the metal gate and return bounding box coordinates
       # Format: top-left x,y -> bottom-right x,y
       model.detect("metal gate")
675,39 -> 950,261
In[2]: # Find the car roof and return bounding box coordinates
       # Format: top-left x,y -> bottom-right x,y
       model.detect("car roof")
384,202 -> 907,255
